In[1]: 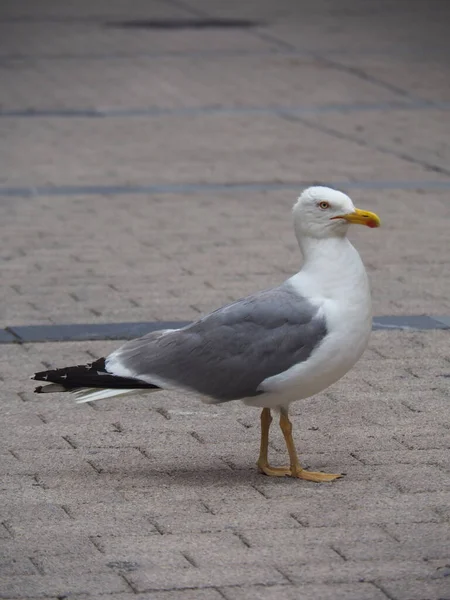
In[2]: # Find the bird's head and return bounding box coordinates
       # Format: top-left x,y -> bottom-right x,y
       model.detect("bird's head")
293,186 -> 381,239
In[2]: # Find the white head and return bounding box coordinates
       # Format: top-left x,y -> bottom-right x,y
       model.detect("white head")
293,186 -> 380,240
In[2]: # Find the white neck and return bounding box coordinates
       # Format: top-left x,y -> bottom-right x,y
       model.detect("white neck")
291,234 -> 370,302
298,234 -> 348,264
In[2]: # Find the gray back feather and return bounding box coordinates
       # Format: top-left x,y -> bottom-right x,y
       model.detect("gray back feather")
111,283 -> 327,402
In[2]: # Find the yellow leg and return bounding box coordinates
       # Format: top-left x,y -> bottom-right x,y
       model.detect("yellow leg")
257,408 -> 291,477
279,408 -> 343,482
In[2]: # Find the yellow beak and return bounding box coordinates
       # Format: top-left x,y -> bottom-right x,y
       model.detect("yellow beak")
332,208 -> 381,228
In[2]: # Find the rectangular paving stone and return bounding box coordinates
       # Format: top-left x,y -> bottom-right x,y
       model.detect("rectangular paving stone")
242,525 -> 391,548
0,573 -> 130,598
187,543 -> 343,568
281,560 -> 441,585
333,539 -> 448,562
0,502 -> 70,525
126,564 -> 287,592
8,514 -> 158,539
0,557 -> 37,577
388,522 -> 450,548
152,510 -> 300,535
223,582 -> 388,600
99,532 -> 244,557
64,591 -> 224,600
0,534 -> 101,560
36,552 -> 190,575
380,578 -> 450,600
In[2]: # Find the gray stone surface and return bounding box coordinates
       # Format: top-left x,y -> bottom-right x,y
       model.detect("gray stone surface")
0,1 -> 449,600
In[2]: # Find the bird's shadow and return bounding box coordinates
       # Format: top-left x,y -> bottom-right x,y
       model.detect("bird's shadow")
163,466 -> 264,486
113,464 -> 334,489
112,465 -> 264,487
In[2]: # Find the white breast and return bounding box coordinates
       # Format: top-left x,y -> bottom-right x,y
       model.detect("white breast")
245,237 -> 373,409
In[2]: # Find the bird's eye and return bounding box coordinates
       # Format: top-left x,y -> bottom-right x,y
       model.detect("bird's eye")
318,201 -> 330,210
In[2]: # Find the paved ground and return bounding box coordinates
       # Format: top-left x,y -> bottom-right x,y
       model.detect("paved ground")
1,1 -> 450,599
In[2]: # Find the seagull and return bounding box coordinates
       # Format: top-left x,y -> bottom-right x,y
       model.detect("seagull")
32,186 -> 380,482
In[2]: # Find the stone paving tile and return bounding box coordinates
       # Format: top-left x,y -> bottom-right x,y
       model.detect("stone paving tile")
380,579 -> 450,600
282,559 -> 447,585
0,574 -> 130,598
223,583 -> 389,600
125,564 -> 287,591
0,558 -> 37,578
69,593 -> 224,600
76,593 -> 224,600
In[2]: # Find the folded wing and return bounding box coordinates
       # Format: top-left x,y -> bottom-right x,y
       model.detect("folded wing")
107,282 -> 327,403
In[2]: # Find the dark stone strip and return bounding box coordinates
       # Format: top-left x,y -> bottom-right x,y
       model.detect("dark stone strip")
106,19 -> 260,29
1,316 -> 448,344
0,329 -> 18,343
2,180 -> 450,200
5,321 -> 191,343
1,100 -> 448,119
433,316 -> 450,328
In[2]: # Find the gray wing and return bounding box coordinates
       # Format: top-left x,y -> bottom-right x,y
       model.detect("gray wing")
107,282 -> 327,402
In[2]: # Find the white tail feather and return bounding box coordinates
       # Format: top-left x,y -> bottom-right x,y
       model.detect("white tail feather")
73,387 -> 157,403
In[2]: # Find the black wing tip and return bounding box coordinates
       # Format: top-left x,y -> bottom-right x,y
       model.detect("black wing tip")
34,385 -> 43,393
31,357 -> 159,391
32,373 -> 45,381
32,357 -> 107,383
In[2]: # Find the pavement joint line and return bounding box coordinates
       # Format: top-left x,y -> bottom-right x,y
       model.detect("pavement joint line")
2,180 -> 450,199
1,100 -> 449,119
1,47 -> 448,61
250,27 -> 298,53
1,316 -> 448,344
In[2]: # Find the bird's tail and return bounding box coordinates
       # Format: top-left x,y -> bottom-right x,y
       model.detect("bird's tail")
32,357 -> 160,403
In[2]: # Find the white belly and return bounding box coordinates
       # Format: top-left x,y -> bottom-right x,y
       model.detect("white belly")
244,296 -> 372,409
